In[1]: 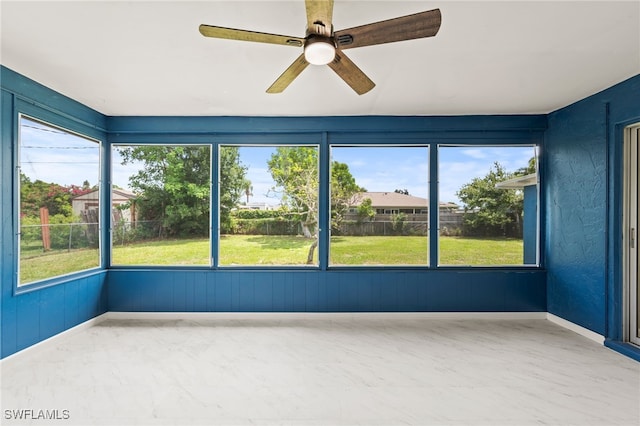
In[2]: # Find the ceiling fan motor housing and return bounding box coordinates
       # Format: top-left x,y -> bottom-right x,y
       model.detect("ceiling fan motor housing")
304,34 -> 336,65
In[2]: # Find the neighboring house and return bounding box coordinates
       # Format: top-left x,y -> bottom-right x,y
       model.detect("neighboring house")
346,191 -> 460,221
236,202 -> 279,211
496,173 -> 538,264
71,188 -> 137,223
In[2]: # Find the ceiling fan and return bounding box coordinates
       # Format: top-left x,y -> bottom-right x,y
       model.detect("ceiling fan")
199,0 -> 441,95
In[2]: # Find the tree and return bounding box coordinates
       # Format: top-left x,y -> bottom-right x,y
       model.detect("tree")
456,162 -> 523,237
267,148 -> 362,264
514,156 -> 537,177
119,146 -> 221,238
356,197 -> 375,223
267,147 -> 318,263
20,173 -> 73,218
219,147 -> 248,232
331,161 -> 366,231
243,179 -> 253,204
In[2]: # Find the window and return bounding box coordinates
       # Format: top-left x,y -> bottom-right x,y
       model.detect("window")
218,145 -> 319,266
18,116 -> 101,285
438,145 -> 539,266
111,145 -> 211,266
329,146 -> 429,266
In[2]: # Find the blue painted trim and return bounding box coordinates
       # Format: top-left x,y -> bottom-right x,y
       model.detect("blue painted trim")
1,66 -> 107,133
330,133 -> 543,144
604,102 -> 610,338
13,101 -> 107,291
604,340 -> 640,362
319,133 -> 329,270
523,185 -> 537,264
210,144 -> 217,267
102,128 -> 111,268
14,269 -> 105,296
107,115 -> 547,135
0,90 -> 14,300
429,144 -> 439,267
537,141 -> 546,269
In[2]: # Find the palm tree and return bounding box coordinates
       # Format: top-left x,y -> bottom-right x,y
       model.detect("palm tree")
243,179 -> 253,204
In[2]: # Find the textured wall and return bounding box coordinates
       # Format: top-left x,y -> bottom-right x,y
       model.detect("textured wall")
546,74 -> 640,336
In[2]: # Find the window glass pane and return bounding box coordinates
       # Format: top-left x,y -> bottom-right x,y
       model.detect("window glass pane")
18,116 -> 100,285
111,145 -> 211,266
329,146 -> 429,266
438,145 -> 538,266
219,145 -> 319,266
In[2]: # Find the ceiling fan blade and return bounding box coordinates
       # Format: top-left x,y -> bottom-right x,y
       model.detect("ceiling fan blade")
334,8 -> 441,50
199,24 -> 304,47
266,54 -> 310,93
305,0 -> 334,35
327,50 -> 375,95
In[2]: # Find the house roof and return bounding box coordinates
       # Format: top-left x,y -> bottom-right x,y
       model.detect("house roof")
495,173 -> 537,189
72,188 -> 137,200
353,192 -> 428,208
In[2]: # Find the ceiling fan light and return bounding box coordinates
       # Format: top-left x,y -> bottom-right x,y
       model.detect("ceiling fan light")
304,40 -> 336,65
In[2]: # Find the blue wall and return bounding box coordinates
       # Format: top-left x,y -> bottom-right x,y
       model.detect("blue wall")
523,185 -> 537,265
545,74 -> 640,338
108,269 -> 544,313
0,66 -> 549,358
1,67 -> 109,359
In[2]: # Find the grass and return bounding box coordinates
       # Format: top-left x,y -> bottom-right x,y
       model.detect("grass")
20,249 -> 100,284
439,236 -> 523,265
219,235 -> 316,265
330,236 -> 427,265
111,238 -> 210,266
20,235 -> 524,284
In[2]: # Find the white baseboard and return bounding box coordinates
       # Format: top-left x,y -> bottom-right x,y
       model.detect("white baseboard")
547,313 -> 605,345
0,313 -> 110,366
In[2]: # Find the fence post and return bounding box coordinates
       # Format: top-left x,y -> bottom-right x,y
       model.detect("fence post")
39,207 -> 51,251
68,222 -> 73,252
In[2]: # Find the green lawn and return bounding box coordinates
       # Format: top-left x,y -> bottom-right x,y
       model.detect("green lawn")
219,235 -> 316,265
330,236 -> 427,265
20,249 -> 100,284
111,238 -> 210,266
20,235 -> 524,284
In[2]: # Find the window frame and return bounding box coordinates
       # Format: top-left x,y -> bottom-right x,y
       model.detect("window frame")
327,143 -> 431,268
216,143 -> 321,268
436,143 -> 541,268
109,143 -> 213,268
15,111 -> 104,289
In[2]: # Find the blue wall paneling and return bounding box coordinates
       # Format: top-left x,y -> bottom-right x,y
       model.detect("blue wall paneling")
106,269 -> 545,313
1,67 -> 109,359
5,63 -> 640,361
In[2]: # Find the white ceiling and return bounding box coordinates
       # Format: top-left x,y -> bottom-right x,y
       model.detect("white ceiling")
1,0 -> 639,116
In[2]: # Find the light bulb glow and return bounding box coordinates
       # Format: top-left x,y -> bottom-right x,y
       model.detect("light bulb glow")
304,40 -> 336,65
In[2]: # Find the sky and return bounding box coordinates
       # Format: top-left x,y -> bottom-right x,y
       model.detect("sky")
19,117 -> 100,187
237,145 -> 535,206
20,117 -> 536,207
